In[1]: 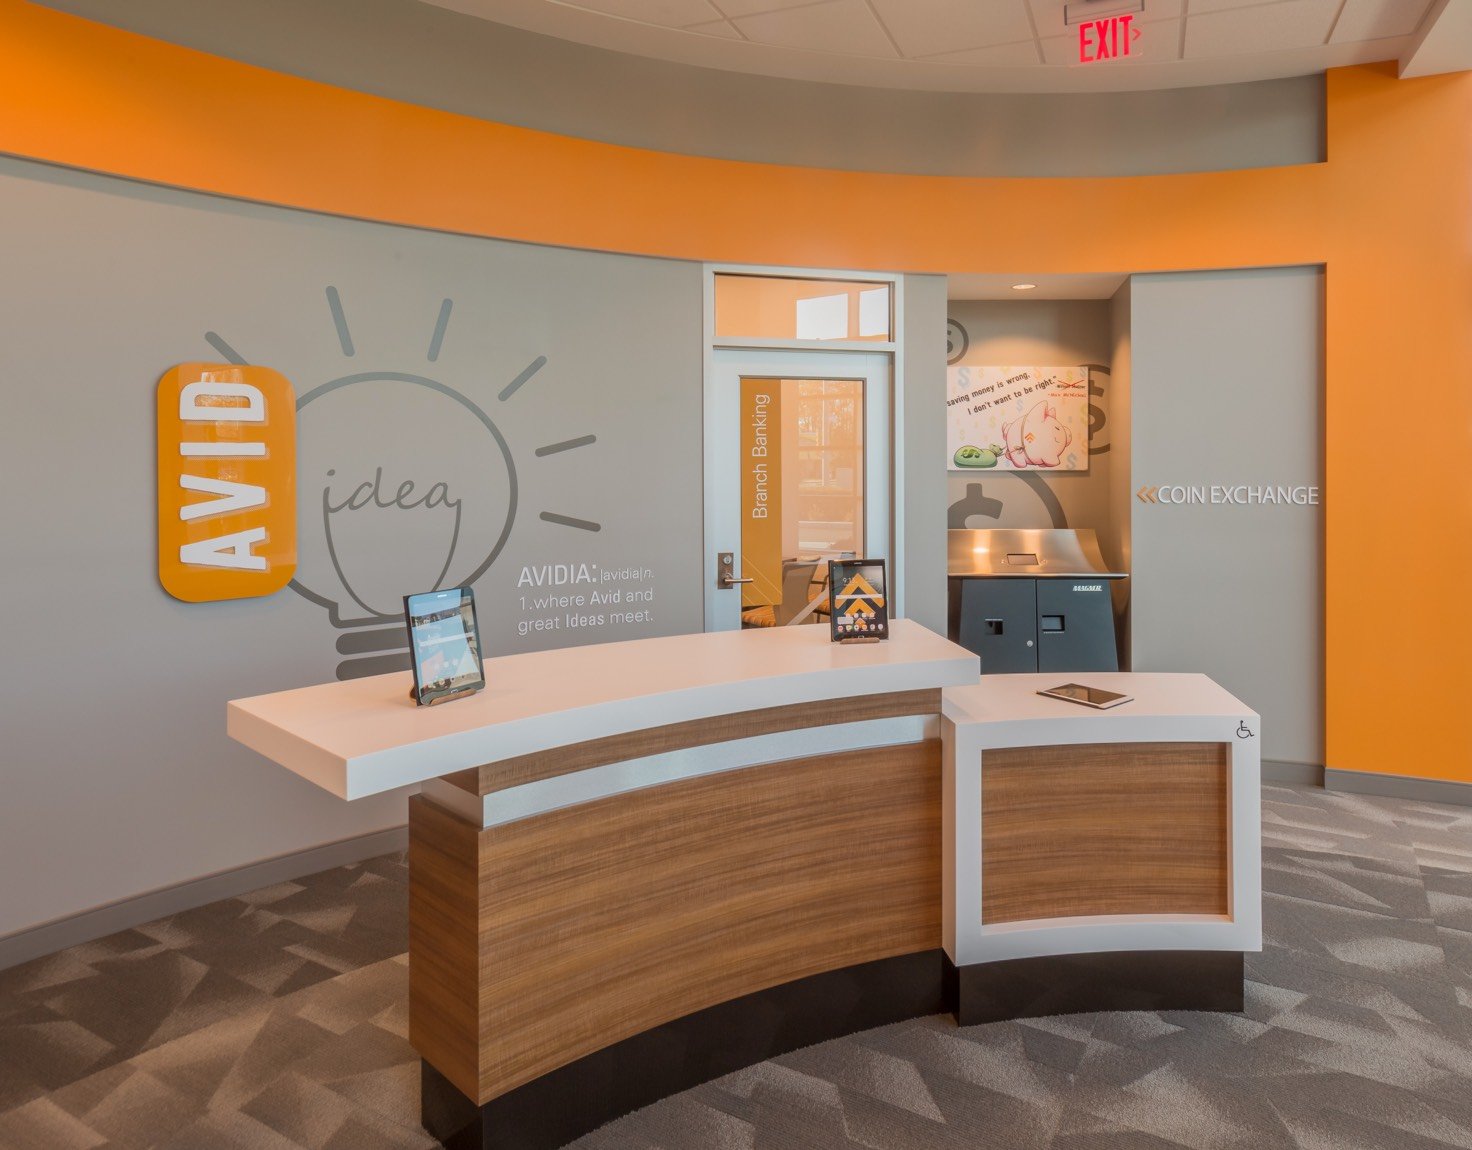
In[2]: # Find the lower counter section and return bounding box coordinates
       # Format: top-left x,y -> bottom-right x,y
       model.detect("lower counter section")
422,949 -> 945,1150
943,673 -> 1262,970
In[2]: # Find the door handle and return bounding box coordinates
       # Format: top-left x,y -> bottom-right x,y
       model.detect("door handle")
717,552 -> 755,590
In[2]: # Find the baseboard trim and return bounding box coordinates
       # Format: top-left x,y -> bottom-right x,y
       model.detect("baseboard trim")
1324,768 -> 1472,807
0,824 -> 408,973
1263,759 -> 1324,785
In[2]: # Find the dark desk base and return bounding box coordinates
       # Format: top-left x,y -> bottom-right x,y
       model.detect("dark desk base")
421,949 -> 945,1150
944,950 -> 1245,1027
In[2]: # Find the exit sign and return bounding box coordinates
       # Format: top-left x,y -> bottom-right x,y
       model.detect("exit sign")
1079,14 -> 1140,63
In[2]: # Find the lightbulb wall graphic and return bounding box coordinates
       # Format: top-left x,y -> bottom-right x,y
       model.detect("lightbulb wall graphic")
204,286 -> 602,679
294,370 -> 516,678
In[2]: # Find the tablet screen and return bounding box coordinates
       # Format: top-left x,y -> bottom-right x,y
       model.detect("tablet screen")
404,588 -> 484,704
1040,683 -> 1130,707
828,559 -> 889,642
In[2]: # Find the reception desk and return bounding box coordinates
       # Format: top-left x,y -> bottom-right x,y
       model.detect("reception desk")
229,624 -> 1261,1150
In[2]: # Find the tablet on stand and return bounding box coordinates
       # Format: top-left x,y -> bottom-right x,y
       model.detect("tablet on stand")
404,587 -> 486,706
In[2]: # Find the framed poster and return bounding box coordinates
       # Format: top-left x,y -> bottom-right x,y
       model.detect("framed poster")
828,558 -> 888,642
947,366 -> 1089,471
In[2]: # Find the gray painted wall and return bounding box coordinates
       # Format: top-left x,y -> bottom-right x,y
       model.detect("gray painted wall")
1107,281 -> 1135,665
37,0 -> 1324,177
902,275 -> 949,636
1129,268 -> 1323,767
944,300 -> 1120,568
0,156 -> 703,939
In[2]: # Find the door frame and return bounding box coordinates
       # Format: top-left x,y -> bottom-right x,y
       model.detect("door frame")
704,348 -> 892,632
702,264 -> 906,633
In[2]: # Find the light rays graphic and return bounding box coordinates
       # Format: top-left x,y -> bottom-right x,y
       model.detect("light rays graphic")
497,355 -> 546,402
204,332 -> 246,365
325,286 -> 354,357
539,512 -> 600,533
535,435 -> 596,457
487,343 -> 600,532
427,298 -> 452,363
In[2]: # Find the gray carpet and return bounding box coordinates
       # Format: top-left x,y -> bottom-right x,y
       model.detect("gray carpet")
0,783 -> 1468,1149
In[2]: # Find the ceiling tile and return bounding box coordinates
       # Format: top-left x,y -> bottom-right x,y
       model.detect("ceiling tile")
868,0 -> 1033,59
1040,17 -> 1181,64
918,38 -> 1043,65
423,0 -> 1415,90
711,0 -> 827,18
733,0 -> 900,57
1330,0 -> 1436,43
564,0 -> 721,27
1185,0 -> 1341,57
682,17 -> 744,37
1027,0 -> 1185,40
1190,0 -> 1297,12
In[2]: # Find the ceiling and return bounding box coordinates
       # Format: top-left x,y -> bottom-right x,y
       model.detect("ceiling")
421,0 -> 1468,91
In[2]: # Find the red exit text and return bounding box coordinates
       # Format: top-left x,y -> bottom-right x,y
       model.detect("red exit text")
1079,14 -> 1140,63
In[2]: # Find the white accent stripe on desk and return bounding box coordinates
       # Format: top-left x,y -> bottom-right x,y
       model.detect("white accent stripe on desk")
421,714 -> 938,829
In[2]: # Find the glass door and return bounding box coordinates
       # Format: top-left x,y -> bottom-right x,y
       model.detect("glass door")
705,349 -> 891,632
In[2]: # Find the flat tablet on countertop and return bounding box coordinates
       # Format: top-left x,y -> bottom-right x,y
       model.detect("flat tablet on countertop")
1036,682 -> 1133,709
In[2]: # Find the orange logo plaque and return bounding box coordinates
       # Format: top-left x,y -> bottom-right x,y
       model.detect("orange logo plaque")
157,363 -> 296,602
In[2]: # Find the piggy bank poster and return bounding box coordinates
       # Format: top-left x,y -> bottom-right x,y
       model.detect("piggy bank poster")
947,366 -> 1089,471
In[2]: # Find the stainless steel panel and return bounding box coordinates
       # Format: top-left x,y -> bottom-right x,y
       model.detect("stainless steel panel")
947,528 -> 1126,579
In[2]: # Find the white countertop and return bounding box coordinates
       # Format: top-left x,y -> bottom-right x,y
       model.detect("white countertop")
230,619 -> 979,799
943,672 -> 1258,745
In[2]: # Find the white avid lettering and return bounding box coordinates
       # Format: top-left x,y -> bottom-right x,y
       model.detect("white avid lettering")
179,381 -> 265,422
179,475 -> 267,522
179,528 -> 268,570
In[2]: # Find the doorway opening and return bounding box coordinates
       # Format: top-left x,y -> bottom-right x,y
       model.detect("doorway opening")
703,269 -> 900,633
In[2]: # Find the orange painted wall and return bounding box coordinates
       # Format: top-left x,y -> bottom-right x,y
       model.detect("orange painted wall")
3,1 -> 1470,781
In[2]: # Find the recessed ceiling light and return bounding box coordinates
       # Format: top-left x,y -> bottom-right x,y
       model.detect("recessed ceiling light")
1012,283 -> 1038,291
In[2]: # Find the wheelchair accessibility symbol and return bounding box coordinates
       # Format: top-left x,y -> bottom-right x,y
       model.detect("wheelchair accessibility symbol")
1236,721 -> 1255,739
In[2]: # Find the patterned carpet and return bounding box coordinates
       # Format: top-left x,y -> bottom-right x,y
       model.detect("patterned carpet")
0,783 -> 1469,1150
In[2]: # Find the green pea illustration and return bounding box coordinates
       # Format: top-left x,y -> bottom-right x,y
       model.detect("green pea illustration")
954,444 -> 998,468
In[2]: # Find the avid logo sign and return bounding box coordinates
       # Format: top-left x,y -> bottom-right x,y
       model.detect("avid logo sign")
1136,484 -> 1321,506
157,364 -> 296,602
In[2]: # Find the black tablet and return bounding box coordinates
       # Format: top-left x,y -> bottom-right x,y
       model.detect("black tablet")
404,587 -> 485,706
828,558 -> 889,643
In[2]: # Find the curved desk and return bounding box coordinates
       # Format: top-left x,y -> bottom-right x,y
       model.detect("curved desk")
230,629 -> 1261,1148
229,620 -> 979,1150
